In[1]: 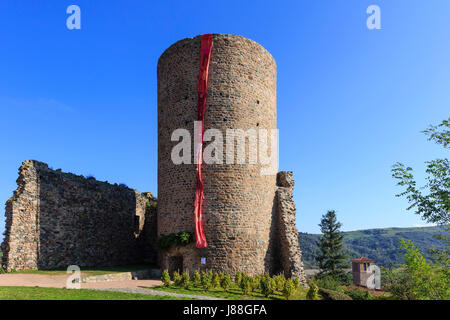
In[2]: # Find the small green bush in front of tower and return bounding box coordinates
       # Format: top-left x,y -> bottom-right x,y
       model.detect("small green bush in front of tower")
234,271 -> 243,286
161,269 -> 171,287
181,271 -> 190,289
274,274 -> 286,293
192,271 -> 201,287
306,281 -> 319,300
220,274 -> 232,292
172,271 -> 182,286
282,278 -> 296,300
211,272 -> 220,288
240,275 -> 253,295
253,276 -> 262,291
201,271 -> 212,291
293,277 -> 300,290
260,274 -> 276,298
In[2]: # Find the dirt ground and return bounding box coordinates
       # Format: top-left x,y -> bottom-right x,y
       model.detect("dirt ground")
0,273 -> 163,289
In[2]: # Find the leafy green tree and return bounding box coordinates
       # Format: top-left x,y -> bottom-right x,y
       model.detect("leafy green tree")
383,239 -> 449,300
392,119 -> 449,283
428,227 -> 450,268
392,118 -> 449,225
316,210 -> 349,281
382,266 -> 415,300
161,269 -> 171,287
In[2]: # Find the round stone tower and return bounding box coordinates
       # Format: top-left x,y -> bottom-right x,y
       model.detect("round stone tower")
157,34 -> 278,276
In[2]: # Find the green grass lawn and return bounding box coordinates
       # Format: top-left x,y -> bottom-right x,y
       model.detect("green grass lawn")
0,286 -> 189,300
152,283 -> 309,300
7,264 -> 157,277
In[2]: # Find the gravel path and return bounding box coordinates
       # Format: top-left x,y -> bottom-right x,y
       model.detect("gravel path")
93,287 -> 224,300
0,274 -> 163,289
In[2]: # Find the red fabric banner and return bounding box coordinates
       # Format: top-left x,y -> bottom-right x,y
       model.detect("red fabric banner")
194,34 -> 213,249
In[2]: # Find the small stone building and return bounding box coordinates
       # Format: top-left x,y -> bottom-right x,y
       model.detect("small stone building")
352,257 -> 379,289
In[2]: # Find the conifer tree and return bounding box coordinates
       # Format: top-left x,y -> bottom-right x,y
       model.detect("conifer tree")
316,210 -> 349,281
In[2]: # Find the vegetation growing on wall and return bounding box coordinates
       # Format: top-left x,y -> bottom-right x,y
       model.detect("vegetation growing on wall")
156,232 -> 194,251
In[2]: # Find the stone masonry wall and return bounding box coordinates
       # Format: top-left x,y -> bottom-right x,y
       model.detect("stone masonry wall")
276,171 -> 306,283
158,34 -> 277,276
1,160 -> 157,271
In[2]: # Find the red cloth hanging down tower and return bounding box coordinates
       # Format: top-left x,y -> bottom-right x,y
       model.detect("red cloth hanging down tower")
194,34 -> 213,249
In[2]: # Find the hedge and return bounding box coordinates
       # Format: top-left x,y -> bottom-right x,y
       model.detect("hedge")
318,288 -> 352,300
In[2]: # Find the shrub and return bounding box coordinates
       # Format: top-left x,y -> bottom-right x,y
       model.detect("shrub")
282,279 -> 296,300
161,269 -> 171,287
201,271 -> 212,291
260,275 -> 276,298
252,278 -> 260,291
192,271 -> 201,287
306,282 -> 319,300
234,272 -> 243,286
344,288 -> 372,300
274,274 -> 286,292
249,276 -> 258,293
338,272 -> 353,285
293,278 -> 300,290
220,274 -> 232,292
181,271 -> 190,289
315,276 -> 344,292
240,276 -> 253,295
172,271 -> 182,286
211,272 -> 220,288
319,288 -> 352,300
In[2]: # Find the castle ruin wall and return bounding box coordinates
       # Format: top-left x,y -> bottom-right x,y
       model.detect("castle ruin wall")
276,171 -> 306,282
1,160 -> 156,271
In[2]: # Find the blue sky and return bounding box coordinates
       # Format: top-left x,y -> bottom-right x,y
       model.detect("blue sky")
0,1 -> 448,234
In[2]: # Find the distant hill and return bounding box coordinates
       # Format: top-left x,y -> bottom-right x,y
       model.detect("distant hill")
298,226 -> 448,269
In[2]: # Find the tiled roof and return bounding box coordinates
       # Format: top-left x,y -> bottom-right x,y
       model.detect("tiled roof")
352,257 -> 374,263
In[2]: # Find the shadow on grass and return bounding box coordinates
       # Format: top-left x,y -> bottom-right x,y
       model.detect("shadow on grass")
152,284 -> 308,300
0,286 -> 189,300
